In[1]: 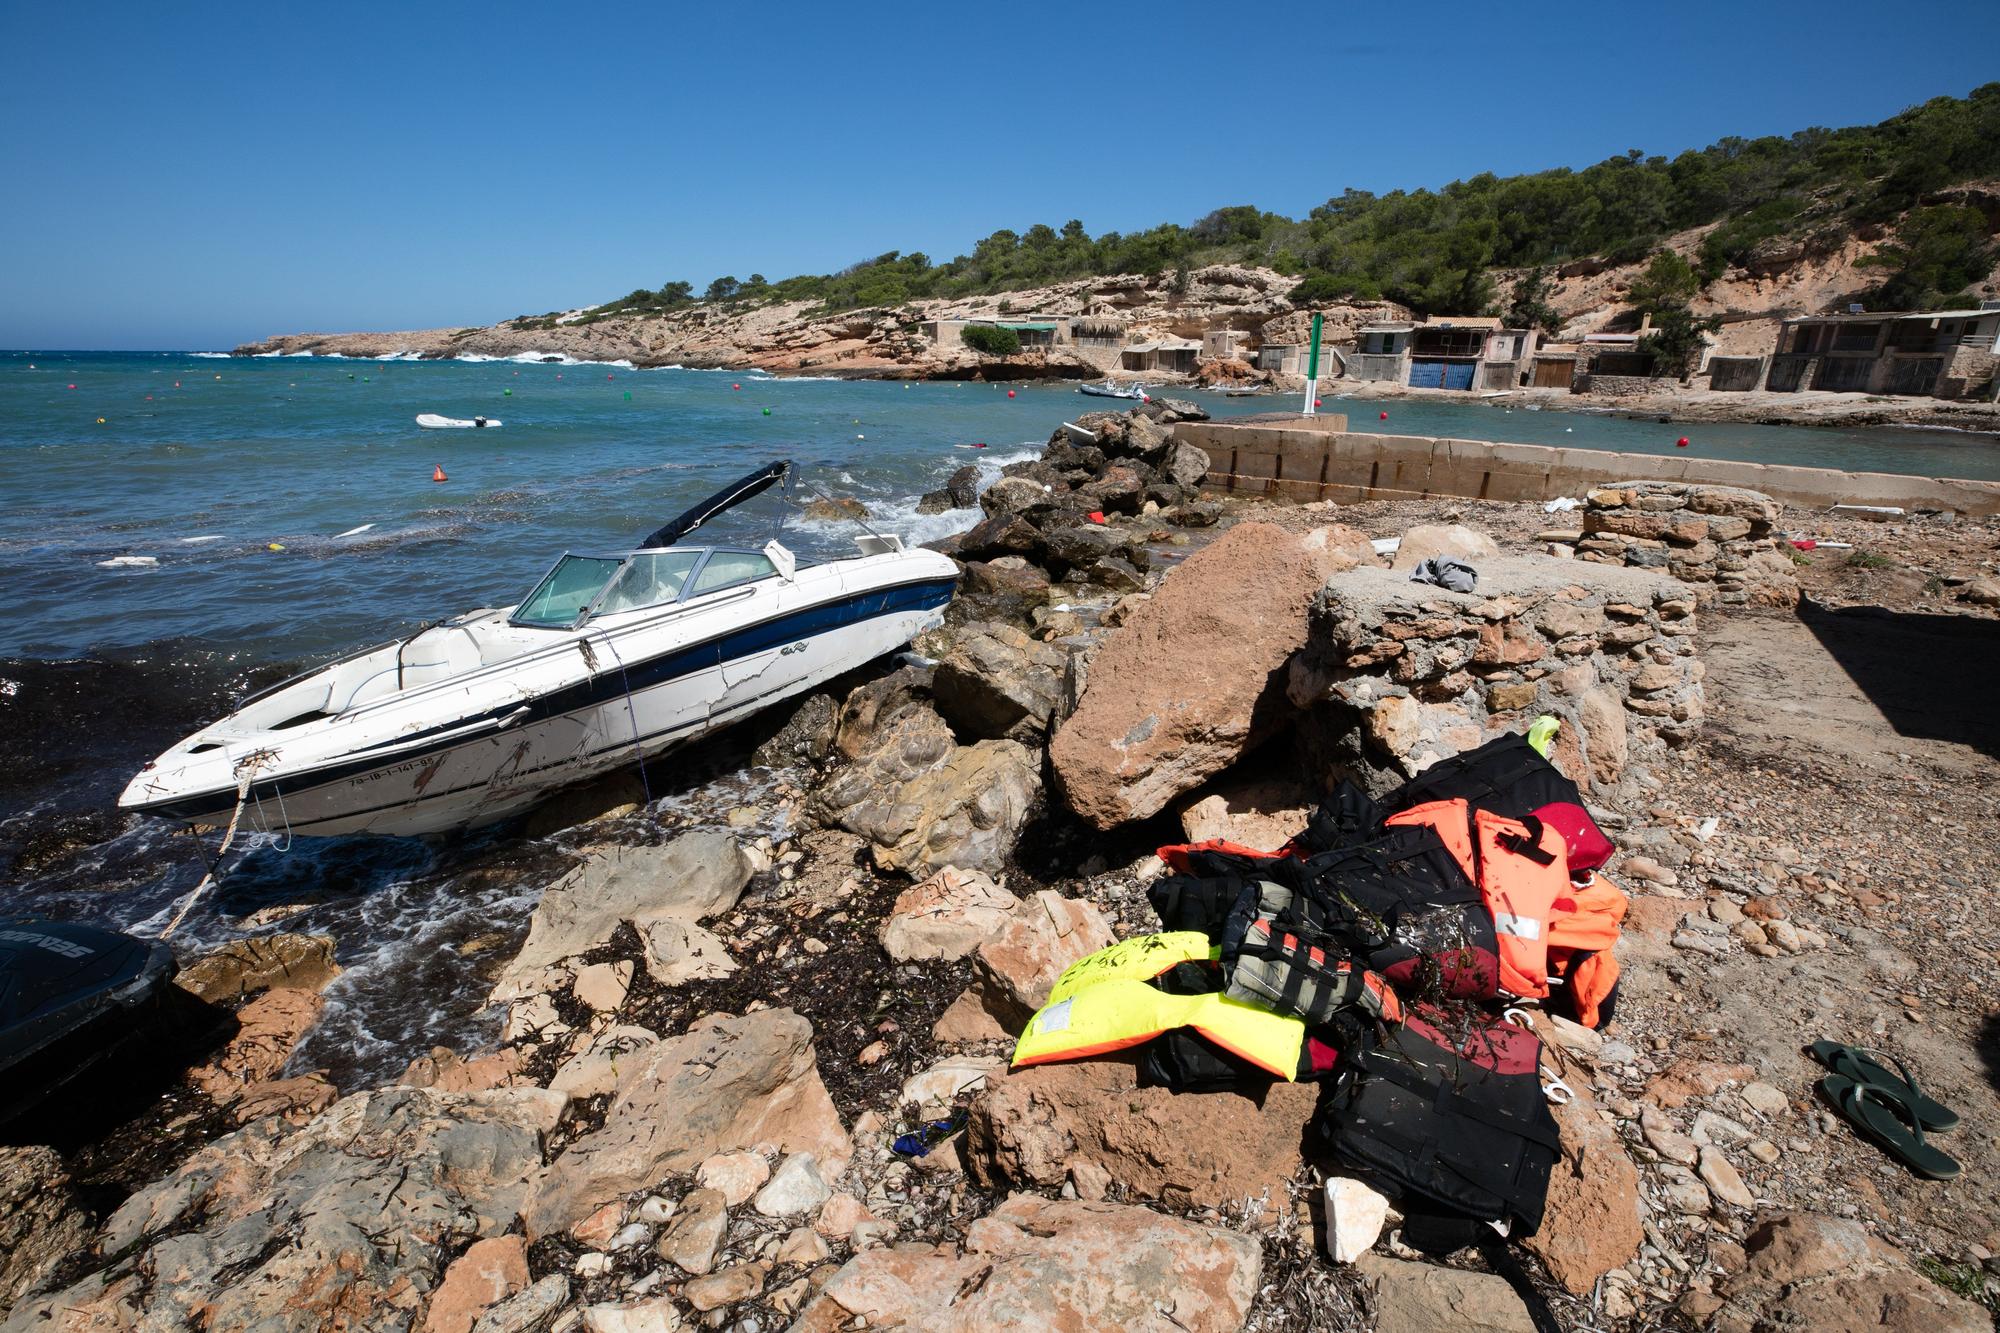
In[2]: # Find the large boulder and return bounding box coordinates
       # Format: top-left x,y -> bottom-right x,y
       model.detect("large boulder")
1390,523 -> 1502,572
967,1057 -> 1318,1208
0,1146 -> 93,1309
979,475 -> 1056,519
521,1008 -> 846,1240
492,831 -> 752,1001
1355,1254 -> 1537,1333
873,739 -> 1042,877
6,1086 -> 566,1333
794,1195 -> 1260,1332
951,560 -> 1050,627
971,890 -> 1114,1018
931,622 -> 1067,743
878,866 -> 1023,963
1050,522 -> 1345,828
1521,1094 -> 1644,1294
751,691 -> 839,770
1710,1213 -> 1990,1333
956,514 -> 1045,563
175,932 -> 341,1001
1158,440 -> 1211,488
832,665 -> 935,761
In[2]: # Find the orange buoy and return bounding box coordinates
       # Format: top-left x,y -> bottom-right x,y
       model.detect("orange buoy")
432,464 -> 447,483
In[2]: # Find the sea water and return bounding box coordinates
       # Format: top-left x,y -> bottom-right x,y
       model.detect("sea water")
2,349 -> 1994,1086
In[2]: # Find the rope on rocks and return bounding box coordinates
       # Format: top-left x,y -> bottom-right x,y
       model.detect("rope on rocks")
159,763 -> 258,940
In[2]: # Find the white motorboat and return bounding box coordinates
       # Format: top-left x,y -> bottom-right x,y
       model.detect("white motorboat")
417,414 -> 502,429
119,462 -> 956,838
1077,381 -> 1149,401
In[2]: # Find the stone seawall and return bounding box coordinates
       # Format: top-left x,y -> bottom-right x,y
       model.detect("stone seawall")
1180,418 -> 2000,515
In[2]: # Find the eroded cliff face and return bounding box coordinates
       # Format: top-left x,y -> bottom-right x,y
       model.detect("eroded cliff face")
232,265 -> 1405,379
235,199 -> 2000,381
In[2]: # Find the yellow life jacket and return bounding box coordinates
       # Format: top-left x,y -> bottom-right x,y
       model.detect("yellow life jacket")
1013,932 -> 1306,1079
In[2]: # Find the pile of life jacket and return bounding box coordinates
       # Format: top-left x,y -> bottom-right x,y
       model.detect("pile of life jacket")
1010,727 -> 1628,1240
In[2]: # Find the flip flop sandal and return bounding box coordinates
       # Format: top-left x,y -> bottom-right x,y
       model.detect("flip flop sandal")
1808,1041 -> 1959,1132
1819,1074 -> 1961,1180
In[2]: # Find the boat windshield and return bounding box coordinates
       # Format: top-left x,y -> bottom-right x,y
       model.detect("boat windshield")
511,555 -> 623,628
593,550 -> 704,616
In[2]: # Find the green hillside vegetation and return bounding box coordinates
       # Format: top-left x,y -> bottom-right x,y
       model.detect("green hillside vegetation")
547,86 -> 2000,329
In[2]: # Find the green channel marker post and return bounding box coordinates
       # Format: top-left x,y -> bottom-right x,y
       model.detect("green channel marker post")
1303,313 -> 1323,417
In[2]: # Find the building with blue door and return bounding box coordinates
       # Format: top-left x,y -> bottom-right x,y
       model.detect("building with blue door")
1345,317 -> 1538,391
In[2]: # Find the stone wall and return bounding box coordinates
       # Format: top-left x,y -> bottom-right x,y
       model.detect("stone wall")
1286,557 -> 1702,798
1180,420 -> 2000,515
1705,355 -> 1766,392
1579,373 -> 1670,397
1575,481 -> 1799,607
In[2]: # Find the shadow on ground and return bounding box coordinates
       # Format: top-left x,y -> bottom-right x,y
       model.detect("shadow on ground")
1797,596 -> 2000,761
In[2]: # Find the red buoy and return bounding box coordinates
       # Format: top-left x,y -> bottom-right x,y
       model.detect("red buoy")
1676,436 -> 1690,448
432,464 -> 447,483
1006,389 -> 1016,398
1379,410 -> 1389,420
1314,399 -> 1322,408
732,383 -> 741,390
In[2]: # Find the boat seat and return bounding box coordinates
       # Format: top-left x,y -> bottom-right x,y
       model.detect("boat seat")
398,625 -> 486,688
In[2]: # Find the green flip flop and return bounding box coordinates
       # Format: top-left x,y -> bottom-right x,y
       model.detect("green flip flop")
1819,1074 -> 1961,1180
1807,1041 -> 1959,1132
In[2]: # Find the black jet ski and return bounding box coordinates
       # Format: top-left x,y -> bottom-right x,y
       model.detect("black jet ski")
0,918 -> 179,1126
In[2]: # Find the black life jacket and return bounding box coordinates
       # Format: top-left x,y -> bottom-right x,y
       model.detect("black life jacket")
1313,1004 -> 1560,1235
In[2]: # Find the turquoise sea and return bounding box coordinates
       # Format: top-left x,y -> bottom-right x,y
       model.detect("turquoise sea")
4,350 -> 1998,661
2,348 -> 1995,1089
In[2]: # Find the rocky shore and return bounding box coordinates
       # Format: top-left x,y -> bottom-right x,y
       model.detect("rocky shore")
8,402 -> 2000,1332
231,260 -> 2000,436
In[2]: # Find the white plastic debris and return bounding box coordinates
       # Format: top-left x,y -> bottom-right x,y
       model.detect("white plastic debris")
1694,816 -> 1720,843
1325,1176 -> 1392,1263
1543,496 -> 1583,513
1830,504 -> 1904,520
1370,537 -> 1402,556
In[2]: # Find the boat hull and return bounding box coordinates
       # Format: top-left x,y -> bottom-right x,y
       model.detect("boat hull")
127,576 -> 953,838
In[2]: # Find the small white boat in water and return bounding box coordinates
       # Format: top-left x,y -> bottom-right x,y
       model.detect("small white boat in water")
416,414 -> 502,429
1077,381 -> 1149,401
120,462 -> 956,838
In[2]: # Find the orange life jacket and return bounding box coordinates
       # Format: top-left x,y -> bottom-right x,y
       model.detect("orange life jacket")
1387,798 -> 1572,1001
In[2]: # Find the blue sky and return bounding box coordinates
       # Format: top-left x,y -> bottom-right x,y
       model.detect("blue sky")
4,2 -> 1997,349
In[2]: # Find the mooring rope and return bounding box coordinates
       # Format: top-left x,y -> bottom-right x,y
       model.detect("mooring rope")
159,761 -> 259,940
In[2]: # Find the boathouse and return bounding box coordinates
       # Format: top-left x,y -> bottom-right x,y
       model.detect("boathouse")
1767,305 -> 2000,399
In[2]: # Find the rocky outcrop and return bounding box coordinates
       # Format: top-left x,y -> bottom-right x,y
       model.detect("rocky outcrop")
492,831 -> 752,1001
424,1236 -> 532,1333
1050,521 -> 1358,828
878,866 -> 1022,962
970,890 -> 1114,1018
792,1195 -> 1261,1332
5,1086 -> 566,1333
175,931 -> 341,1001
0,1146 -> 93,1309
967,1058 -> 1319,1209
521,1008 -> 846,1240
1709,1213 -> 1990,1333
930,621 -> 1067,743
812,699 -> 1041,876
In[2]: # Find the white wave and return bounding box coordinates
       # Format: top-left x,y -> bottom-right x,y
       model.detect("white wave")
190,351 -> 230,359
252,350 -> 322,358
333,523 -> 376,538
455,351 -> 635,369
98,555 -> 159,568
179,534 -> 226,544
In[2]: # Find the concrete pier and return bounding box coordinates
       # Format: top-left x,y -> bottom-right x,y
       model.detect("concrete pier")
1179,416 -> 2000,515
